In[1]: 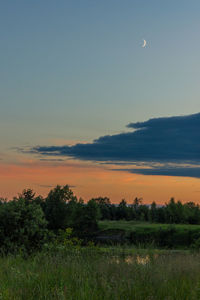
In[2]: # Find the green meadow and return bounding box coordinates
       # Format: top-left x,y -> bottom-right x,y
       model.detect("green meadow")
1,248 -> 200,300
98,221 -> 200,249
99,220 -> 200,231
1,188 -> 200,299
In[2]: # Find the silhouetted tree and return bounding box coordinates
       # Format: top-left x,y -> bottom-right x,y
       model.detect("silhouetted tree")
91,197 -> 111,219
72,199 -> 100,237
45,185 -> 77,230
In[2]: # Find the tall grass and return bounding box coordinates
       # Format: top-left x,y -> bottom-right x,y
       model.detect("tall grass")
0,248 -> 200,299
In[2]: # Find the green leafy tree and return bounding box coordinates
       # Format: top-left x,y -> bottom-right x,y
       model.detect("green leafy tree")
117,199 -> 128,220
133,197 -> 143,209
16,189 -> 46,211
72,199 -> 100,238
0,198 -> 47,254
18,189 -> 35,203
91,197 -> 111,219
45,185 -> 77,230
149,201 -> 157,222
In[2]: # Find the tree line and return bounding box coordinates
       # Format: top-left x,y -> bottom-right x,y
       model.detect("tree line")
0,185 -> 200,253
0,185 -> 100,254
94,196 -> 200,224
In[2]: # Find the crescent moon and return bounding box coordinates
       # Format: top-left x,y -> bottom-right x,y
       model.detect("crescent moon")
142,39 -> 147,48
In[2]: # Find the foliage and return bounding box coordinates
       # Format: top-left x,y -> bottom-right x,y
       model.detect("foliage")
1,249 -> 200,299
0,198 -> 47,254
1,185 -> 200,254
91,197 -> 111,220
99,220 -> 200,248
71,199 -> 100,238
56,228 -> 82,249
0,186 -> 101,253
45,185 -> 77,230
94,196 -> 200,225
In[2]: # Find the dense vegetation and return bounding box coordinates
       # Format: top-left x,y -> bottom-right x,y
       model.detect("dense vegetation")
93,196 -> 200,224
1,185 -> 200,299
99,221 -> 200,248
1,185 -> 200,253
1,248 -> 200,300
0,185 -> 100,254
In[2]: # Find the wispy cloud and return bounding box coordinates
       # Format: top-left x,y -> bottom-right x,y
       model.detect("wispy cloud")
37,184 -> 76,188
39,158 -> 65,162
30,113 -> 200,178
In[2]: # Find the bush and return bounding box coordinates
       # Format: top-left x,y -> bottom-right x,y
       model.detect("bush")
0,198 -> 48,254
129,226 -> 200,248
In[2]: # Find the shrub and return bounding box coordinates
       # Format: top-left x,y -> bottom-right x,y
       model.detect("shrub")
0,198 -> 48,254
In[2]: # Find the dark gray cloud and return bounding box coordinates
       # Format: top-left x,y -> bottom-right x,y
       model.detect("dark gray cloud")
115,167 -> 200,178
31,113 -> 200,177
37,184 -> 55,188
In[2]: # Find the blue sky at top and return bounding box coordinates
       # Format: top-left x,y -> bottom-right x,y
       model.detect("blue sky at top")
0,0 -> 200,148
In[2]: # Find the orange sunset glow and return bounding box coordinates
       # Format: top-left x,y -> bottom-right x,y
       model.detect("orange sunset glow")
1,157 -> 200,204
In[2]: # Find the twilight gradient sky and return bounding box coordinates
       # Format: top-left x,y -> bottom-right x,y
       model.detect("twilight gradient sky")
1,1 -> 200,203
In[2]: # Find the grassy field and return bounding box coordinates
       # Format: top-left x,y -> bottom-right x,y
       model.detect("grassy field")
98,220 -> 200,248
99,220 -> 200,232
1,222 -> 200,299
1,248 -> 200,299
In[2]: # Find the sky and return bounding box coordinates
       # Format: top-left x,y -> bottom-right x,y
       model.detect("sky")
1,0 -> 200,203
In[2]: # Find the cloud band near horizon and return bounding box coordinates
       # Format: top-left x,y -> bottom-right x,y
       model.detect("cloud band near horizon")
31,113 -> 200,178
